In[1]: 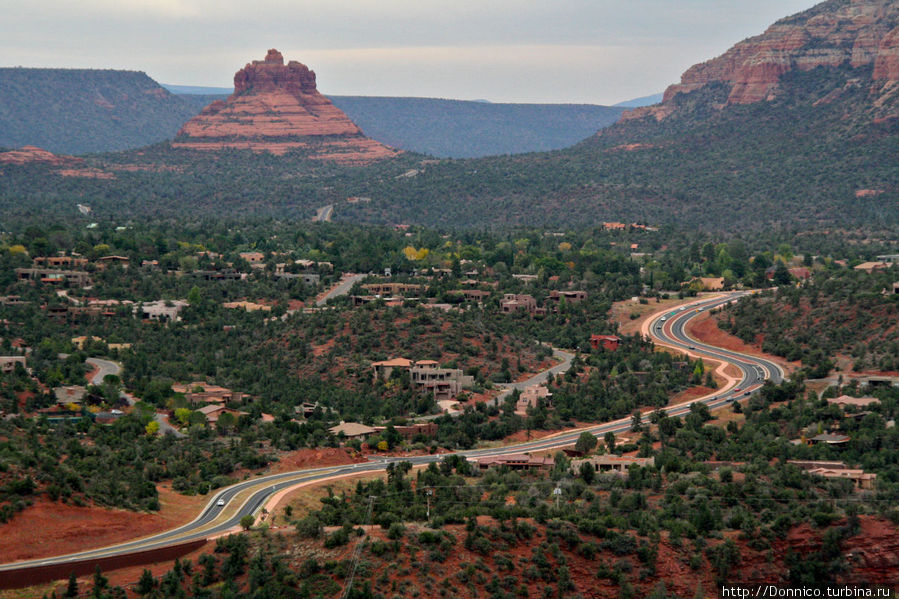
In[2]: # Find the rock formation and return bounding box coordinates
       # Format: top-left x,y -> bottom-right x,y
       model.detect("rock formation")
172,49 -> 398,163
623,0 -> 899,121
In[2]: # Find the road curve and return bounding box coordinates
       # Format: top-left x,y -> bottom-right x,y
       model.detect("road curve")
0,293 -> 780,572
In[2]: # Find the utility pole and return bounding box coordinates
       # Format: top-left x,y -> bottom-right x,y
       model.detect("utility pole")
426,488 -> 433,521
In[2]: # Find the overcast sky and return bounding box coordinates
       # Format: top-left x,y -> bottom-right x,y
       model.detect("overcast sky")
2,0 -> 821,105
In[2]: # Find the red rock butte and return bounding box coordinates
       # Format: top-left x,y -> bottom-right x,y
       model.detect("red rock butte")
172,49 -> 398,163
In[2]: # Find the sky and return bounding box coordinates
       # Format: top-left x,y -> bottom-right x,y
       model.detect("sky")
1,0 -> 822,105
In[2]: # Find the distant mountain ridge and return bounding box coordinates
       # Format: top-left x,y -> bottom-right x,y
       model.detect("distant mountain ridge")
0,68 -> 198,154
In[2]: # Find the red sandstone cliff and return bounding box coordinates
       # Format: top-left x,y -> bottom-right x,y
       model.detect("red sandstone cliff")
173,49 -> 397,163
623,0 -> 899,121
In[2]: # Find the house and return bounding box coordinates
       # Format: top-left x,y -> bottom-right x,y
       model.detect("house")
239,252 -> 266,265
570,455 -> 655,476
71,335 -> 103,350
361,283 -> 423,296
603,222 -> 626,231
33,255 -> 88,269
0,356 -> 26,373
448,289 -> 491,302
807,433 -> 850,446
788,267 -> 812,281
373,422 -> 438,439
476,453 -> 555,471
696,277 -> 725,291
371,358 -> 474,401
515,384 -> 552,416
511,274 -> 538,282
875,254 -> 899,264
826,395 -> 880,409
787,460 -> 875,490
590,334 -> 621,351
891,282 -> 899,295
54,385 -> 87,406
15,268 -> 92,287
136,300 -> 188,321
197,405 -> 247,426
549,290 -> 587,305
96,255 -> 130,268
854,261 -> 889,273
195,269 -> 246,281
222,301 -> 272,312
328,422 -> 377,439
501,294 -> 543,315
172,382 -> 245,405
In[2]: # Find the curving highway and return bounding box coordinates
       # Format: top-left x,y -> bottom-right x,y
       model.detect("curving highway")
0,292 -> 784,574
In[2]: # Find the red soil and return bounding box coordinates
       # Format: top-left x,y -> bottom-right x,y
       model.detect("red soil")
264,447 -> 367,475
686,311 -> 796,374
0,486 -> 208,563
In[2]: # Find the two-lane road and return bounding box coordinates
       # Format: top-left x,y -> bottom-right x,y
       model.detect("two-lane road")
0,292 -> 781,575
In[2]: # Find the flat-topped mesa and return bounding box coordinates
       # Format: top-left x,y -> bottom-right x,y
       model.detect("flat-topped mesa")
173,49 -> 397,162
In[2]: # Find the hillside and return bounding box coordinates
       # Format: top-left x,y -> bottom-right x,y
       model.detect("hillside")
327,97 -> 623,158
0,68 -> 198,154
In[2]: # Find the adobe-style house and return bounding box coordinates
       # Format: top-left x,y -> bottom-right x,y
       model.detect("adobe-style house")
807,433 -> 850,446
136,300 -> 189,321
548,290 -> 587,305
787,460 -> 876,490
32,255 -> 88,269
361,282 -> 423,296
515,384 -> 552,416
373,422 -> 438,439
328,421 -> 377,439
172,382 -> 247,405
590,334 -> 621,351
570,455 -> 655,476
15,268 -> 92,287
501,293 -> 545,315
197,405 -> 247,427
476,453 -> 555,471
371,358 -> 474,401
0,356 -> 26,373
239,251 -> 266,264
826,395 -> 880,409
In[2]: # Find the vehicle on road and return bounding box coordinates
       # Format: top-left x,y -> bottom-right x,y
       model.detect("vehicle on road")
217,499 -> 226,506
688,345 -> 696,350
660,316 -> 667,322
732,388 -> 741,393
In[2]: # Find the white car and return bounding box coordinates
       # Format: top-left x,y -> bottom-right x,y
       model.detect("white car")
216,498 -> 226,507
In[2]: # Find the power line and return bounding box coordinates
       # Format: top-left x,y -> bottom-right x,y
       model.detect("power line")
340,495 -> 375,599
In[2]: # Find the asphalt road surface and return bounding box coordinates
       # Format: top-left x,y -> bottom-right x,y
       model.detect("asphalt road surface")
0,292 -> 780,572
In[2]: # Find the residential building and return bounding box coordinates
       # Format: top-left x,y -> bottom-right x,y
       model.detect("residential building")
198,405 -> 247,426
239,251 -> 266,264
0,356 -> 26,373
136,300 -> 188,321
515,384 -> 552,416
807,433 -> 850,446
54,385 -> 87,406
476,453 -> 555,471
448,289 -> 491,301
373,422 -> 438,439
33,255 -> 88,268
875,254 -> 899,263
590,334 -> 621,351
826,395 -> 880,409
361,282 -> 423,296
371,358 -> 474,401
570,455 -> 655,476
328,421 -> 377,439
96,255 -> 130,268
15,268 -> 92,287
548,290 -> 587,305
172,382 -> 246,405
501,293 -> 544,315
787,460 -> 876,490
854,261 -> 889,273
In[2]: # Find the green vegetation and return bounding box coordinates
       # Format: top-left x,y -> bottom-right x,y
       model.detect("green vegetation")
0,68 -> 200,154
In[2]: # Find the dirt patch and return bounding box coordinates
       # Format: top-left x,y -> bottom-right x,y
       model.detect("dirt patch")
264,447 -> 367,475
667,385 -> 716,407
0,486 -> 208,563
611,296 -> 703,336
686,311 -> 796,374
